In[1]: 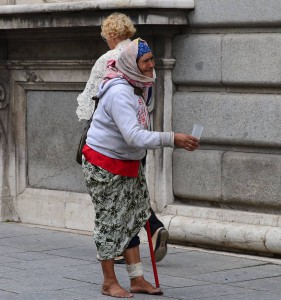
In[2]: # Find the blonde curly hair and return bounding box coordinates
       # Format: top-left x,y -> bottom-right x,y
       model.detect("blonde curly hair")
101,13 -> 136,40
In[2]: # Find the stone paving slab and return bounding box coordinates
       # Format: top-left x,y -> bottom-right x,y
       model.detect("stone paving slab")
206,290 -> 280,300
0,230 -> 91,252
230,275 -> 281,293
190,264 -> 281,284
1,222 -> 281,300
163,283 -> 249,300
42,244 -> 98,261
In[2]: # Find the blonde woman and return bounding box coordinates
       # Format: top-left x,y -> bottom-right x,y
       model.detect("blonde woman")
77,13 -> 170,265
76,13 -> 136,121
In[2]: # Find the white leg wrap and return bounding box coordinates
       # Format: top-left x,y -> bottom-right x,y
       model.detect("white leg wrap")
126,262 -> 143,279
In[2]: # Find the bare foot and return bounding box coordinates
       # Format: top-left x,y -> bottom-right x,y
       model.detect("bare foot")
102,281 -> 133,298
130,276 -> 163,295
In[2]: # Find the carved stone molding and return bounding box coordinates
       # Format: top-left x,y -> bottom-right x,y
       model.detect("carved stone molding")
0,79 -> 13,221
155,58 -> 176,70
0,83 -> 7,108
0,81 -> 9,142
0,0 -> 194,14
0,83 -> 5,101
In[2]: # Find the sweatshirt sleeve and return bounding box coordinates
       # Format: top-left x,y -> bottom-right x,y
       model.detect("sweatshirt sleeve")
109,87 -> 174,149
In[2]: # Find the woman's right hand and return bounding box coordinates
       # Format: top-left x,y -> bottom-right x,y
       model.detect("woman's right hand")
174,133 -> 199,151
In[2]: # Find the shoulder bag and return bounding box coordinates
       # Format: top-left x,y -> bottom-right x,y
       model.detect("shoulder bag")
76,98 -> 99,165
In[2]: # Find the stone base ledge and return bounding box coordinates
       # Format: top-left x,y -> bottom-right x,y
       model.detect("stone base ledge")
13,188 -> 281,256
163,203 -> 281,227
161,204 -> 281,256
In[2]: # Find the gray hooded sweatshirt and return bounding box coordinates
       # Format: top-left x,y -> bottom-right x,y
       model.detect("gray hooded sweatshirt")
86,78 -> 174,161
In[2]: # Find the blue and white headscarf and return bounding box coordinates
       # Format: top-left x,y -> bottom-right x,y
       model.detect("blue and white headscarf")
115,38 -> 156,84
137,40 -> 152,59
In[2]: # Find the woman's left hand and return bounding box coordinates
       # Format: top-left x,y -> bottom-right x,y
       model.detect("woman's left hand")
174,133 -> 199,151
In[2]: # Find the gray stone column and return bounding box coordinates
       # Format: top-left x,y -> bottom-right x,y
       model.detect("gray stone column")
0,70 -> 15,221
146,37 -> 176,212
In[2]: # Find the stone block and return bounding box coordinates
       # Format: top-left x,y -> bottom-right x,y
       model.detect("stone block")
65,201 -> 95,232
222,34 -> 281,86
16,195 -> 66,227
27,90 -> 87,193
173,91 -> 281,147
189,0 -> 281,27
222,152 -> 281,206
15,188 -> 94,230
172,34 -> 221,85
173,149 -> 223,200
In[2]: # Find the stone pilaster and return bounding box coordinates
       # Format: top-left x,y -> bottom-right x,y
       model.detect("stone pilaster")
146,36 -> 176,212
0,71 -> 16,221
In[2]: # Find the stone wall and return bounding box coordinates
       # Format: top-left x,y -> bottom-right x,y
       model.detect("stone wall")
163,0 -> 281,255
1,0 -> 281,256
0,2 -> 190,234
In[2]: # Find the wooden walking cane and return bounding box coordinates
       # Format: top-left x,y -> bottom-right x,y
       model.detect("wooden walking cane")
145,221 -> 160,288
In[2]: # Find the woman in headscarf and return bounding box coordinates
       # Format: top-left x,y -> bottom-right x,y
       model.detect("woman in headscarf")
77,13 -> 170,264
82,38 -> 199,298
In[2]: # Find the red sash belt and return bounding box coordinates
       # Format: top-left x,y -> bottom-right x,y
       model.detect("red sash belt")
82,144 -> 140,178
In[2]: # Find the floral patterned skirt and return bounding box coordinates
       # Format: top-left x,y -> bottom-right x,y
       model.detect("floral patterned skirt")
82,157 -> 151,260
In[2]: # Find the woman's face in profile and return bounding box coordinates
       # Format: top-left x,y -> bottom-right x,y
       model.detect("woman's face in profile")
137,52 -> 155,78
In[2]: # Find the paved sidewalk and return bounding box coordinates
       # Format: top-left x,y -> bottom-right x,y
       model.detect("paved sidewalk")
1,222 -> 281,300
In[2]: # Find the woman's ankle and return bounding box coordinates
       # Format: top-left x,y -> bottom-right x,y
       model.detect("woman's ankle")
130,275 -> 144,280
102,281 -> 133,298
102,278 -> 119,288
